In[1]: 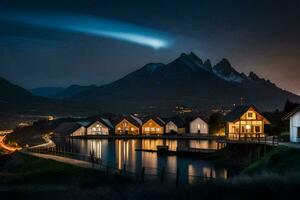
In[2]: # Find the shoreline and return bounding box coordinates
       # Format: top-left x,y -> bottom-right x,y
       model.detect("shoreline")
66,134 -> 224,140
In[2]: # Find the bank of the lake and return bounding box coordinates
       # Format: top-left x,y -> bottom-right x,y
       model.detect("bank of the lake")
243,145 -> 300,174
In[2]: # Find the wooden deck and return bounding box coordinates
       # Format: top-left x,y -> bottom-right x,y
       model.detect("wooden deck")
223,136 -> 279,146
135,145 -> 220,158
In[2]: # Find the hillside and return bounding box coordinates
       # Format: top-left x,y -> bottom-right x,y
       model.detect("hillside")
60,52 -> 300,112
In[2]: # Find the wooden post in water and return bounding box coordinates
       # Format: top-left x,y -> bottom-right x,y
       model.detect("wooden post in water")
161,166 -> 165,183
123,164 -> 126,176
141,167 -> 145,182
106,165 -> 109,176
176,167 -> 180,187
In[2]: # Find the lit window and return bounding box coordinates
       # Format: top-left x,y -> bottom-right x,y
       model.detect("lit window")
145,127 -> 150,131
92,127 -> 96,131
248,112 -> 253,118
96,124 -> 100,127
118,127 -> 121,130
151,127 -> 155,131
131,128 -> 134,131
197,124 -> 201,129
156,128 -> 160,132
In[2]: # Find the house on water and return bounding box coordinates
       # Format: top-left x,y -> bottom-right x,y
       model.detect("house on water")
283,106 -> 300,142
189,117 -> 208,134
163,117 -> 186,134
54,122 -> 86,137
114,115 -> 142,135
224,105 -> 270,139
142,117 -> 165,135
86,118 -> 113,135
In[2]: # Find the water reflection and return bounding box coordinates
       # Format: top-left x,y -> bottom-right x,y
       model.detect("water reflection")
54,138 -> 227,183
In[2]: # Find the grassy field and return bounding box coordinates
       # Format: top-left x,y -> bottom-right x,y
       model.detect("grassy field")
0,150 -> 300,200
243,146 -> 300,174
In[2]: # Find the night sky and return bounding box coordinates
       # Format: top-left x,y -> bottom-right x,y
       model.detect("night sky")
0,0 -> 299,95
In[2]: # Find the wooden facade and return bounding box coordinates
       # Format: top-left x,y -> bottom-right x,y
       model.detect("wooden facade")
86,121 -> 110,135
115,118 -> 140,135
189,117 -> 208,134
142,118 -> 164,135
225,105 -> 270,139
165,121 -> 185,134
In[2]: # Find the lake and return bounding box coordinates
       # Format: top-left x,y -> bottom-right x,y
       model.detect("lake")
53,138 -> 228,184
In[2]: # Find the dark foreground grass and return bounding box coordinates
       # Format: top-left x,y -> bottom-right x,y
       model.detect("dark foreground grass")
1,151 -> 300,200
243,146 -> 300,174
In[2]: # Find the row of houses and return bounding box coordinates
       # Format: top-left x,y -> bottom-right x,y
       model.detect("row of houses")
54,105 -> 271,138
54,115 -> 208,137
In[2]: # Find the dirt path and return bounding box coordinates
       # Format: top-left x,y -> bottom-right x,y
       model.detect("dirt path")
21,151 -> 102,170
279,142 -> 300,149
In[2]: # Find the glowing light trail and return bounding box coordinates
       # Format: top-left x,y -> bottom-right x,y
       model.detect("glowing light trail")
0,9 -> 172,49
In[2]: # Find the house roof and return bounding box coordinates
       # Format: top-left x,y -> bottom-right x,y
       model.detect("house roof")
163,116 -> 186,128
282,106 -> 300,120
54,122 -> 82,137
142,116 -> 165,127
189,116 -> 208,124
114,115 -> 142,127
224,105 -> 270,124
85,118 -> 114,129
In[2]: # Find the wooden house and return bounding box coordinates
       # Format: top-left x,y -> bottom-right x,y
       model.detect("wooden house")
164,117 -> 186,134
54,122 -> 85,137
142,117 -> 165,135
86,118 -> 113,135
189,117 -> 208,134
283,106 -> 300,142
224,105 -> 270,139
115,115 -> 142,135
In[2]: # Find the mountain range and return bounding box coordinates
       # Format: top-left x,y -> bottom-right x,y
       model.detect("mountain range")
1,52 -> 300,114
51,52 -> 300,112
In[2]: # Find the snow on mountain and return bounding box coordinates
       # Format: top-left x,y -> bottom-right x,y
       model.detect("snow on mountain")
212,58 -> 245,83
178,52 -> 213,72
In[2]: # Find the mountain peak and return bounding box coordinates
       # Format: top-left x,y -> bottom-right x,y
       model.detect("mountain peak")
248,71 -> 275,86
187,52 -> 203,65
176,52 -> 213,72
203,59 -> 212,72
248,71 -> 260,80
213,58 -> 244,83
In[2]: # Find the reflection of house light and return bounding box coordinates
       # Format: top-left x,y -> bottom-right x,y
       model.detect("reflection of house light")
246,125 -> 251,130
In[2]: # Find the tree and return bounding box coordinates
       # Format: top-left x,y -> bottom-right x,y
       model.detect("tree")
208,113 -> 225,135
283,100 -> 299,115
